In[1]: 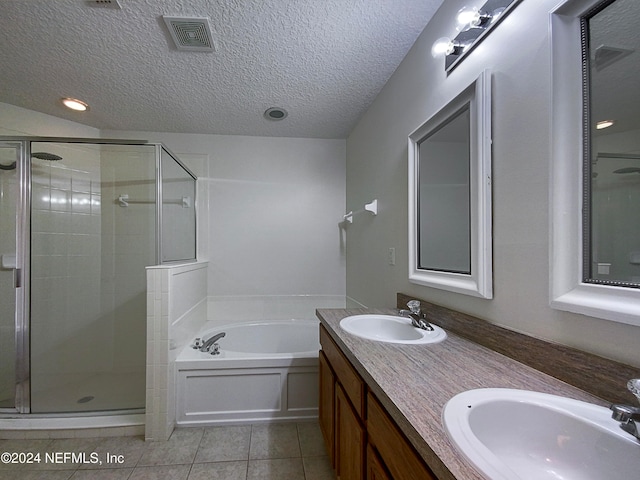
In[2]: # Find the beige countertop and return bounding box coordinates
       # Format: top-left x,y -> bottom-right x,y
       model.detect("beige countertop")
317,308 -> 609,480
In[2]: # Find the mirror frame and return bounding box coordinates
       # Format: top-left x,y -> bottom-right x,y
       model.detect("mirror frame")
408,70 -> 493,298
550,0 -> 640,326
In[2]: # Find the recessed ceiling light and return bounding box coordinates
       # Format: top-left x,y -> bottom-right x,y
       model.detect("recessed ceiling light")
596,119 -> 615,130
61,97 -> 89,112
264,107 -> 288,121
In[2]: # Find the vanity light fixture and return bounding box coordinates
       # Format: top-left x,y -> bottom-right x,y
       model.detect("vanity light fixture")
61,97 -> 89,112
437,0 -> 523,73
596,119 -> 615,130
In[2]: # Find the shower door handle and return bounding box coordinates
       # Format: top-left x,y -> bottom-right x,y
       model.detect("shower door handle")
14,267 -> 22,288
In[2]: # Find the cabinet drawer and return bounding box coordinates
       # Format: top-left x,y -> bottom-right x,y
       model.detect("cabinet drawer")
320,325 -> 365,418
367,393 -> 436,480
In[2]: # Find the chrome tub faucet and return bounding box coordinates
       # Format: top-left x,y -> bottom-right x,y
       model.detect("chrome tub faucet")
194,332 -> 226,355
610,379 -> 640,441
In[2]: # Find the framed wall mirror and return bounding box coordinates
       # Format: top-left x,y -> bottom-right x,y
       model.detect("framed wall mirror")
583,0 -> 640,288
551,0 -> 640,325
408,70 -> 492,298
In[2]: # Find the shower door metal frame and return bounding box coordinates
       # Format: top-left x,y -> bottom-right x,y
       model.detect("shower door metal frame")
156,144 -> 198,264
1,136 -> 159,416
0,140 -> 29,414
2,136 -> 197,415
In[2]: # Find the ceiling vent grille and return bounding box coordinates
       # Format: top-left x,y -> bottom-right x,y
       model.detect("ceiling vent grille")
162,16 -> 215,52
87,0 -> 122,9
594,45 -> 634,71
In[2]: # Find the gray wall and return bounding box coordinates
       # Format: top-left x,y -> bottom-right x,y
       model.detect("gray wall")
345,0 -> 640,367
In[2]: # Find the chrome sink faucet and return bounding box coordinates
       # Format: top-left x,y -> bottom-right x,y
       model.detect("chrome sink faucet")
399,300 -> 434,331
610,379 -> 640,441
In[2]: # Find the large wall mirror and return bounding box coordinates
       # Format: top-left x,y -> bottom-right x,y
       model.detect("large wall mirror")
583,0 -> 640,288
551,0 -> 640,325
408,70 -> 492,298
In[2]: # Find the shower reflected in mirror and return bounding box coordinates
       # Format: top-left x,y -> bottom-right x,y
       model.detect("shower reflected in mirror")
584,0 -> 640,287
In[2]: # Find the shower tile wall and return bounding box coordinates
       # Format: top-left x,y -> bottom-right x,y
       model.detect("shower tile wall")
146,261 -> 208,441
100,149 -> 154,376
30,144 -> 152,412
30,151 -> 106,400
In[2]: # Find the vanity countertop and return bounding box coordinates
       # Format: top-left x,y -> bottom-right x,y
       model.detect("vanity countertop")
317,308 -> 610,480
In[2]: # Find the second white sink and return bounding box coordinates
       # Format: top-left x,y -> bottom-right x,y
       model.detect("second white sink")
443,388 -> 640,480
339,314 -> 446,344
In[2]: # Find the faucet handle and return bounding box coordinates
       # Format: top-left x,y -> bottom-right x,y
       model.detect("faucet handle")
407,300 -> 421,315
628,379 -> 640,404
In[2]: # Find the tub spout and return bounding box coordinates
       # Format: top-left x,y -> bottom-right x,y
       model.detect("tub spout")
200,332 -> 226,353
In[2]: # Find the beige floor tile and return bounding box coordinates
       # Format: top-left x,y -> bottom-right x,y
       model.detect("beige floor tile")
129,464 -> 191,480
194,426 -> 251,463
188,461 -> 248,480
0,420 -> 331,479
247,458 -> 305,480
80,435 -> 146,469
296,422 -> 327,457
302,456 -> 335,480
69,468 -> 133,479
0,439 -> 53,471
0,470 -> 75,480
249,423 -> 300,460
137,429 -> 203,466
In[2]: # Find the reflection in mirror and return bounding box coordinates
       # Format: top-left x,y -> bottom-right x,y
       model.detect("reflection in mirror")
408,70 -> 492,298
584,0 -> 640,287
418,106 -> 471,273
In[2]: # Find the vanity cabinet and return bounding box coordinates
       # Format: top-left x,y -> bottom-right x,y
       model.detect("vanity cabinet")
319,324 -> 437,480
367,393 -> 436,480
366,444 -> 392,480
320,325 -> 365,480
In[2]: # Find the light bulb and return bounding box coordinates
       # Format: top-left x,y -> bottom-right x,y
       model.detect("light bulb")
456,6 -> 493,32
432,37 -> 452,57
61,97 -> 89,112
596,120 -> 615,130
445,41 -> 465,56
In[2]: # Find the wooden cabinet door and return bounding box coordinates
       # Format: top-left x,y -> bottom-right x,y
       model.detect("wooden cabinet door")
366,444 -> 391,480
367,393 -> 436,480
335,383 -> 365,480
319,350 -> 335,463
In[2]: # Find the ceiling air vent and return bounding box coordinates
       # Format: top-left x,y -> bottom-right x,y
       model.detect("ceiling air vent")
163,16 -> 215,52
87,0 -> 122,9
594,45 -> 634,71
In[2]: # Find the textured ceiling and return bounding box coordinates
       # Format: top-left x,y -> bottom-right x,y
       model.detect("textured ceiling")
0,0 -> 446,138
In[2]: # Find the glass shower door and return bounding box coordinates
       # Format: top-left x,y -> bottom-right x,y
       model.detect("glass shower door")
29,142 -> 155,413
0,143 -> 20,410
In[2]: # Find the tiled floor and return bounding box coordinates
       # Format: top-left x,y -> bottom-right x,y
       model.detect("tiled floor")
0,422 -> 335,480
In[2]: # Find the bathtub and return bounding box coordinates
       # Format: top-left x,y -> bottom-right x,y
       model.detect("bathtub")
175,319 -> 320,426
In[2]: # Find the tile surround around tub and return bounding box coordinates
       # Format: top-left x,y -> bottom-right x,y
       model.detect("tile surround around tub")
146,261 -> 208,442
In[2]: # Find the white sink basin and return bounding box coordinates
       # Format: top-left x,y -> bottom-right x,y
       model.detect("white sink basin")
339,314 -> 446,344
443,388 -> 640,480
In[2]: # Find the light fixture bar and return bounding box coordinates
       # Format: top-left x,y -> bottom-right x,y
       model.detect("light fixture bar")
445,0 -> 523,73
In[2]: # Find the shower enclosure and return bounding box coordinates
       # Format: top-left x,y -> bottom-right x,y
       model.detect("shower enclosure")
0,137 -> 196,415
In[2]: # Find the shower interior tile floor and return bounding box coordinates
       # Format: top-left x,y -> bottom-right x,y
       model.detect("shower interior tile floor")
0,422 -> 335,480
29,372 -> 146,413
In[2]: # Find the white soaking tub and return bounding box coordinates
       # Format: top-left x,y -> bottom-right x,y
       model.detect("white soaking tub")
175,319 -> 320,426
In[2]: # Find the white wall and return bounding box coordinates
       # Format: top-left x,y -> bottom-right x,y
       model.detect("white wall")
104,130 -> 347,308
345,0 -> 640,367
0,102 -> 100,137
